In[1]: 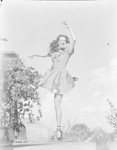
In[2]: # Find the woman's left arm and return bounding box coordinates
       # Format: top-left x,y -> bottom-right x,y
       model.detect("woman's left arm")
62,22 -> 76,54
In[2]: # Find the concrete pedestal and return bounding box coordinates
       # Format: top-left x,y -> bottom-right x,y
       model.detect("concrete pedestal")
25,123 -> 54,142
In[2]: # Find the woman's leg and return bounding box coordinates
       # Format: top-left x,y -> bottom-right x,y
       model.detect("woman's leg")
54,93 -> 63,140
54,93 -> 63,127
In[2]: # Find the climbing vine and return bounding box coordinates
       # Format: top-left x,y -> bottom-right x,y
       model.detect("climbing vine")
0,56 -> 42,140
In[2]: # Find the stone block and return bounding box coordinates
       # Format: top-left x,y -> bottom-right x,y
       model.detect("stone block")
25,123 -> 54,142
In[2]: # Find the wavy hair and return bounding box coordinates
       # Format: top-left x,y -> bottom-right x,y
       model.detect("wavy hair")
48,35 -> 70,54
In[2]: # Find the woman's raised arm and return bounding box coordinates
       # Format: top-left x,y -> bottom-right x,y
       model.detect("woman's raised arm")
62,22 -> 76,54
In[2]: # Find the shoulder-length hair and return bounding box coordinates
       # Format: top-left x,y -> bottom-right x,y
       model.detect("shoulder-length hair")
48,34 -> 70,55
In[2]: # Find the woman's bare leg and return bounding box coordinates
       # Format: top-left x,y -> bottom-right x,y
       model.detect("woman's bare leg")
54,93 -> 63,127
54,93 -> 63,140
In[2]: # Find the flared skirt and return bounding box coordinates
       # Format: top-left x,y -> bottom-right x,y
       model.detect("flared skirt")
38,68 -> 75,94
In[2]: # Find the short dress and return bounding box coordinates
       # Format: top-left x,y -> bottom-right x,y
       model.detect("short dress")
38,48 -> 76,94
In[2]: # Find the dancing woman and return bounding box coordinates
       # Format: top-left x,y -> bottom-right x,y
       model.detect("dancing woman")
29,22 -> 78,140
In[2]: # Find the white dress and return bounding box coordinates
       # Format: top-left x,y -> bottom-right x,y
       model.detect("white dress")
38,48 -> 76,94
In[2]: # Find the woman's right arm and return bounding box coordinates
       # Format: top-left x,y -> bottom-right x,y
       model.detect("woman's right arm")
29,54 -> 49,59
29,48 -> 51,59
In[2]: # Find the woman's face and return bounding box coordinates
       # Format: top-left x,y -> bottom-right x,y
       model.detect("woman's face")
58,37 -> 67,47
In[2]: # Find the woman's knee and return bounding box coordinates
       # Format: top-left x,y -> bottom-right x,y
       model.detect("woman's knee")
54,93 -> 63,107
54,93 -> 63,99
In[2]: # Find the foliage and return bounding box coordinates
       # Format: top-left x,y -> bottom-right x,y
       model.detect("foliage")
0,57 -> 42,140
91,127 -> 115,144
62,121 -> 92,141
71,123 -> 92,141
62,100 -> 117,142
106,99 -> 117,129
62,120 -> 116,143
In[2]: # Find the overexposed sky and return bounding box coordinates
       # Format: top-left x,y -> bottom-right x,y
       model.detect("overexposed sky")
0,0 -> 117,131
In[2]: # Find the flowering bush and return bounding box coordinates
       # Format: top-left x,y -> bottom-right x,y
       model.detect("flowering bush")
0,56 -> 42,140
106,99 -> 117,129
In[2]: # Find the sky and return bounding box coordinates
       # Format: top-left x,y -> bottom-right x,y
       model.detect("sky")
0,0 -> 117,131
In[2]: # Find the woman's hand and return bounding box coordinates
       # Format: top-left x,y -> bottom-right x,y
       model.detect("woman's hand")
62,22 -> 70,28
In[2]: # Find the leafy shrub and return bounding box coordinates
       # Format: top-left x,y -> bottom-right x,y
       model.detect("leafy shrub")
0,55 -> 42,140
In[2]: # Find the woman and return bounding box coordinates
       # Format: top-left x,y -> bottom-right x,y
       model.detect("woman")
29,22 -> 78,140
